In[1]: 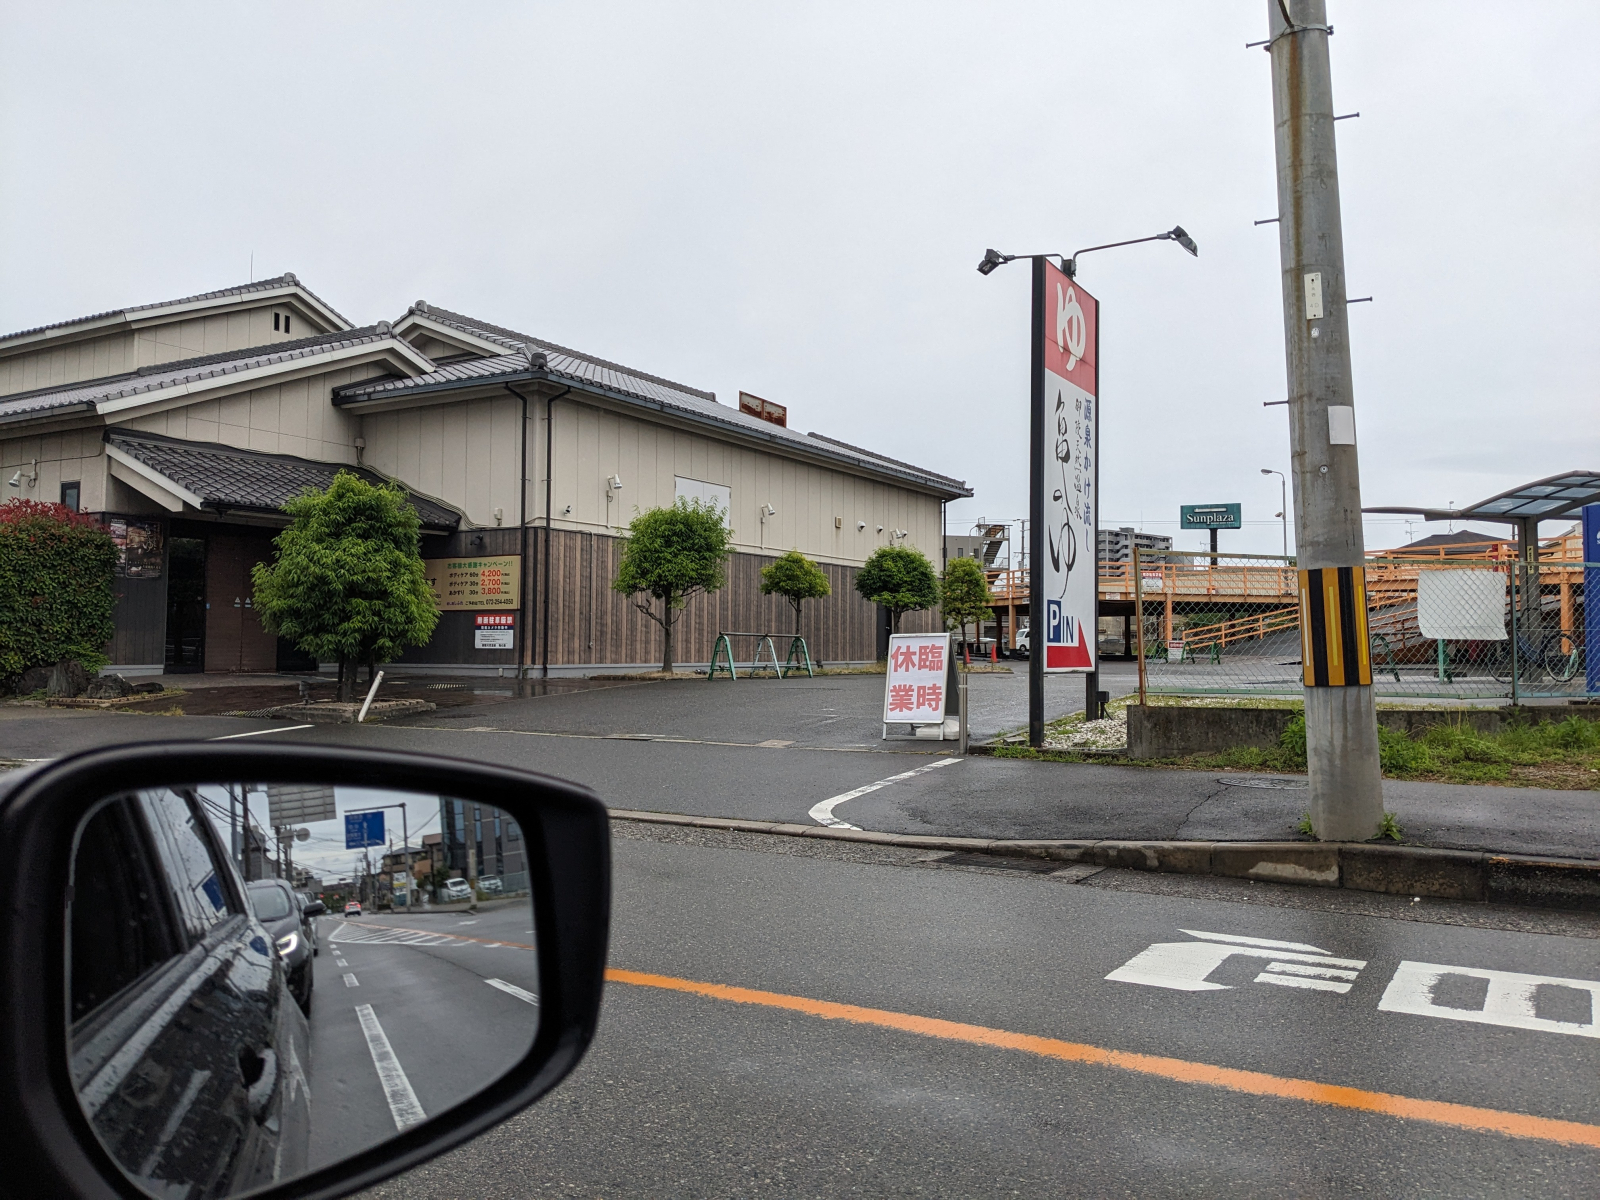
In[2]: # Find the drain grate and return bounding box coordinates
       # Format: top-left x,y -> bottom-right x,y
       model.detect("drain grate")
1216,776 -> 1308,790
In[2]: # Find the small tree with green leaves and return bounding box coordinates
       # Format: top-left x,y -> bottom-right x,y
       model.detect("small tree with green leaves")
760,549 -> 831,635
940,555 -> 994,650
855,544 -> 939,635
612,498 -> 734,673
252,472 -> 439,701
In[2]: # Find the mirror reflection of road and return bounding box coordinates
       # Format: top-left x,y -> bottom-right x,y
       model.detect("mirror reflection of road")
304,901 -> 540,1169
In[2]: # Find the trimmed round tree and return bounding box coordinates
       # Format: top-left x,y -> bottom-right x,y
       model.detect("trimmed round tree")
612,498 -> 734,674
0,499 -> 117,687
760,549 -> 831,635
940,554 -> 994,650
854,544 -> 938,635
251,472 -> 439,701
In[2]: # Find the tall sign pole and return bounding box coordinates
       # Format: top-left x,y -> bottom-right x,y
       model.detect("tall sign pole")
1029,258 -> 1046,746
1268,0 -> 1383,839
1030,257 -> 1101,746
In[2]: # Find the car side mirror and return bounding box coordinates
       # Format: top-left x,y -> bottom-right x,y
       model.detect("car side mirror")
0,742 -> 610,1200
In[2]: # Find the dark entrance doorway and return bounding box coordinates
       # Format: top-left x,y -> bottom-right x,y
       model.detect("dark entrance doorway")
164,537 -> 207,672
204,534 -> 278,673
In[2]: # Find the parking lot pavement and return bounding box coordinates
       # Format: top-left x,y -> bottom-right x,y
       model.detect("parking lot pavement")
308,906 -> 540,1169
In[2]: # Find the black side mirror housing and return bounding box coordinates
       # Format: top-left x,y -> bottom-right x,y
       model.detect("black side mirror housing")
0,741 -> 611,1200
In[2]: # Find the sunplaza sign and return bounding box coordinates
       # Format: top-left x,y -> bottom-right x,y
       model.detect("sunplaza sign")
1038,261 -> 1099,673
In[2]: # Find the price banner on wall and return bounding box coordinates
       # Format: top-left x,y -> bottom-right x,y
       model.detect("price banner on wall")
1039,261 -> 1098,672
424,556 -> 521,610
882,633 -> 950,724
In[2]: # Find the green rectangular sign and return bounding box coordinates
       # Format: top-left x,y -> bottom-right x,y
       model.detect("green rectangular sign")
1180,503 -> 1242,530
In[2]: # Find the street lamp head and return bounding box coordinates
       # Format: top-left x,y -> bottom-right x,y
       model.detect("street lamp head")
976,248 -> 1008,276
1261,468 -> 1273,475
1161,225 -> 1199,256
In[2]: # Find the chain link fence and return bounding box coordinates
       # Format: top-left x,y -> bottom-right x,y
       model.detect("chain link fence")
1128,549 -> 1594,703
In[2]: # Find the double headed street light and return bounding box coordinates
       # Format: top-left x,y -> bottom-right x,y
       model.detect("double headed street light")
1261,467 -> 1289,558
978,226 -> 1197,745
977,226 -> 1197,279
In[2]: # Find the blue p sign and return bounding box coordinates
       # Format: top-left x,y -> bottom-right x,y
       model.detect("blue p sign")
1047,600 -> 1062,645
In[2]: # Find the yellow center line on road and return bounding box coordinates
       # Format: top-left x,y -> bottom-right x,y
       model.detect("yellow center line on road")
605,967 -> 1600,1150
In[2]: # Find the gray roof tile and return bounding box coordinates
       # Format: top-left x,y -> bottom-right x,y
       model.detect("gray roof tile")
0,273 -> 352,345
336,305 -> 972,498
0,327 -> 400,424
106,431 -> 461,530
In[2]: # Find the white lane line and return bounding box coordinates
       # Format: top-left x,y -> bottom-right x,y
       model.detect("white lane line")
207,724 -> 314,740
485,977 -> 540,1006
138,1069 -> 210,1177
333,958 -> 348,968
808,757 -> 963,830
354,1004 -> 426,1130
343,973 -> 359,987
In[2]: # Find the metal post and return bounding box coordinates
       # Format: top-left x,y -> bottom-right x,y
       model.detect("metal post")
957,671 -> 969,755
241,788 -> 252,882
1268,0 -> 1383,841
1028,256 -> 1046,747
1209,528 -> 1218,567
1134,545 -> 1148,706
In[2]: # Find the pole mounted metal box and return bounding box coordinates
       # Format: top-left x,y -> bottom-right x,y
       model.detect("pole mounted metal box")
1304,272 -> 1324,320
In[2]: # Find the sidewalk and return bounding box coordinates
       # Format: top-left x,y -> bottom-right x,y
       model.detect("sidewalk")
840,757 -> 1600,862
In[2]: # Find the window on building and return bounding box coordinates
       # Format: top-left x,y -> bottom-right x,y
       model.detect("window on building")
60,481 -> 80,512
674,476 -> 732,523
284,314 -> 290,334
273,312 -> 280,331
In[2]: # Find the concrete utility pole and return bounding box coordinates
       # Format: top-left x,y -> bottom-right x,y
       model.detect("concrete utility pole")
1267,0 -> 1384,840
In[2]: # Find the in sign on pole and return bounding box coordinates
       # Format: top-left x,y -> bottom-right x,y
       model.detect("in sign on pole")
882,633 -> 950,724
1039,262 -> 1098,672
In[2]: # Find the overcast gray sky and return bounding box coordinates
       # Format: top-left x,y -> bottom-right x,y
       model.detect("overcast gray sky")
3,2 -> 1595,557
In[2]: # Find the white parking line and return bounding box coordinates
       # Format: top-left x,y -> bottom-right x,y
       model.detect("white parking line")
354,1004 -> 426,1130
485,978 -> 540,1006
343,973 -> 359,987
808,757 -> 963,829
207,724 -> 314,740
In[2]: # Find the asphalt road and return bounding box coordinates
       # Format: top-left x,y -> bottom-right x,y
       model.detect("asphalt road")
345,823 -> 1600,1198
3,667 -> 1595,856
305,905 -> 540,1170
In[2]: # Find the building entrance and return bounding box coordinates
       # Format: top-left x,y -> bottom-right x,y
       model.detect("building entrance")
164,537 -> 207,672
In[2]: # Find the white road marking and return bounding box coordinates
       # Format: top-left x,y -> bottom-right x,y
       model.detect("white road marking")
333,958 -> 348,968
1379,961 -> 1600,1038
484,978 -> 540,1006
354,1004 -> 426,1130
457,919 -> 478,925
343,973 -> 359,987
1106,929 -> 1366,993
207,724 -> 314,740
808,757 -> 963,829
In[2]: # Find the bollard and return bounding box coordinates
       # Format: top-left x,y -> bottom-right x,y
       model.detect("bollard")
958,671 -> 969,755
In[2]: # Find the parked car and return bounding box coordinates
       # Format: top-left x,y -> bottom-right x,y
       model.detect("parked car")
479,876 -> 504,894
344,900 -> 363,917
443,877 -> 473,902
64,787 -> 312,1192
295,890 -> 325,956
1011,627 -> 1031,659
248,879 -> 314,1016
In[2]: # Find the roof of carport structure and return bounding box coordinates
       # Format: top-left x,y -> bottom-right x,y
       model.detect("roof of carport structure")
1365,471 -> 1600,525
337,303 -> 973,500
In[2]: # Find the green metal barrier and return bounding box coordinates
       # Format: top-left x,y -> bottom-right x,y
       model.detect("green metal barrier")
707,632 -> 815,680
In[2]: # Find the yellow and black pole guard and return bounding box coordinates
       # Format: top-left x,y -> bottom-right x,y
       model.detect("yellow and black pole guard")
1298,566 -> 1371,687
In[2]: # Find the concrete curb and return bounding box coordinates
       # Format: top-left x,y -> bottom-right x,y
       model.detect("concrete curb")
607,808 -> 1600,911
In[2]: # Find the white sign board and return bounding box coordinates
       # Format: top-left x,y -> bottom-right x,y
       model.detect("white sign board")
1416,569 -> 1506,641
1039,260 -> 1098,672
266,784 -> 337,827
475,627 -> 514,649
882,633 -> 950,724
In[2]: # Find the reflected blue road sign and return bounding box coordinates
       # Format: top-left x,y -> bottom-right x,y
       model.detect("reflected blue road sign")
344,810 -> 385,849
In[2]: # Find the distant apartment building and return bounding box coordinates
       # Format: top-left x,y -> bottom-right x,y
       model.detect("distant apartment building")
1097,526 -> 1171,562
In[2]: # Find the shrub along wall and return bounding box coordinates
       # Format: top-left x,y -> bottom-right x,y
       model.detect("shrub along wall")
0,500 -> 117,686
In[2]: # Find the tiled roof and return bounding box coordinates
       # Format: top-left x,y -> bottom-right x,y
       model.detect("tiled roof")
0,273 -> 352,345
0,327 -> 399,424
106,431 -> 461,530
336,304 -> 972,499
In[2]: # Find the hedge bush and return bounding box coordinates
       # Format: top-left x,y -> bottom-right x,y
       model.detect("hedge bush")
0,499 -> 117,683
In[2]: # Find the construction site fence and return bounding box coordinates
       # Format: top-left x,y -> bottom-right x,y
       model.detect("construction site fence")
1130,549 -> 1596,703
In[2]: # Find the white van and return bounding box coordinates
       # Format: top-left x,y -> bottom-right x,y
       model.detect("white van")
442,877 -> 473,902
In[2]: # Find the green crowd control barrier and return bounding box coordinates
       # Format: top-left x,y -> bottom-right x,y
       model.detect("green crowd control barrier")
707,633 -> 815,680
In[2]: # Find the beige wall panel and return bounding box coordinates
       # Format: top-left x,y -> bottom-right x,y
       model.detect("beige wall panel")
0,330 -> 138,397
0,428 -> 110,512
